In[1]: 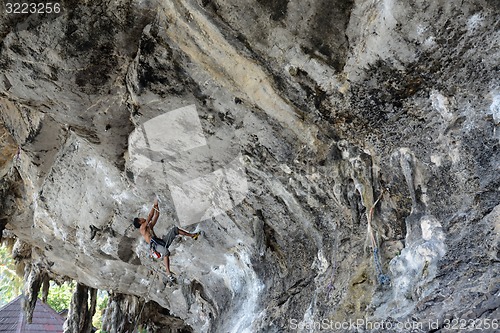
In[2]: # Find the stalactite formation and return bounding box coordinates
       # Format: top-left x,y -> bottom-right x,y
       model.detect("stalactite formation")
0,219 -> 7,242
63,283 -> 97,333
22,264 -> 43,324
40,273 -> 50,303
101,293 -> 143,333
100,293 -> 193,333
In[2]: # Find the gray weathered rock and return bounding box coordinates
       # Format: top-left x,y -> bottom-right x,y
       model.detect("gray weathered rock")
1,0 -> 498,332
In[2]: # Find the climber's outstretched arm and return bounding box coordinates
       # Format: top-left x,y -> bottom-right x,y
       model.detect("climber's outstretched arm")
149,199 -> 160,228
145,198 -> 158,225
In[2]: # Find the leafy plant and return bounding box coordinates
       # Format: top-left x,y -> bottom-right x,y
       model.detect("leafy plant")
93,290 -> 109,331
43,282 -> 109,331
0,243 -> 23,307
43,281 -> 75,313
1,243 -> 108,331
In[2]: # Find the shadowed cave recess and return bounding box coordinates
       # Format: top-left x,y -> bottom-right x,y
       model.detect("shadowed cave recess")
0,0 -> 499,332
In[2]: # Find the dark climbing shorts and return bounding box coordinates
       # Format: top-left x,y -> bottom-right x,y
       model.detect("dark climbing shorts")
154,226 -> 179,257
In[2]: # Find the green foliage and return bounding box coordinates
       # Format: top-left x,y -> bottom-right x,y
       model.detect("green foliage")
1,243 -> 108,332
43,281 -> 75,313
0,243 -> 23,307
93,291 -> 109,331
42,283 -> 109,331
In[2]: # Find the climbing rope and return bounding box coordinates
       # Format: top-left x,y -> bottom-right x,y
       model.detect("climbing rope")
373,248 -> 390,285
134,298 -> 147,333
132,269 -> 157,332
15,146 -> 21,164
327,232 -> 339,299
367,188 -> 390,285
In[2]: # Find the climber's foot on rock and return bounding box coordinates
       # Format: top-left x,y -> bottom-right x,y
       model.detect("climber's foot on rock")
163,273 -> 176,286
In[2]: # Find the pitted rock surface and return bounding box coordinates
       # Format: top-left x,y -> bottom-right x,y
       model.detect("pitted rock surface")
1,0 -> 499,332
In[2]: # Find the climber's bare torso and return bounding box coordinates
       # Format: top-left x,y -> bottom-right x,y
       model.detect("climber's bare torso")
138,218 -> 153,244
136,198 -> 160,244
133,199 -> 200,284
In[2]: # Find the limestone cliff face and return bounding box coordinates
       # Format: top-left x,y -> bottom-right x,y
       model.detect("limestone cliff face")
1,0 -> 499,332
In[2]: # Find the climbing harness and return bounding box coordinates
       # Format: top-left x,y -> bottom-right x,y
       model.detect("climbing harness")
148,207 -> 164,259
149,237 -> 166,259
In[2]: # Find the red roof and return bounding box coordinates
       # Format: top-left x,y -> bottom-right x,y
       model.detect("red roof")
0,295 -> 65,333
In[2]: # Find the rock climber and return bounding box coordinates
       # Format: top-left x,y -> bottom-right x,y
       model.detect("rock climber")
133,198 -> 200,283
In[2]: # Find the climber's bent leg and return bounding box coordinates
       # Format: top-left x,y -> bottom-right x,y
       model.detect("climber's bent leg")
163,255 -> 171,276
162,227 -> 179,248
177,227 -> 199,239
